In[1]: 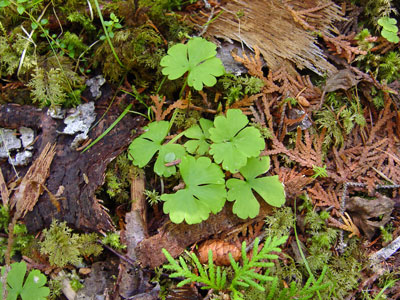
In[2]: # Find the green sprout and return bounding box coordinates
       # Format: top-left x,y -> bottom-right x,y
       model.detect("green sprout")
312,165 -> 328,179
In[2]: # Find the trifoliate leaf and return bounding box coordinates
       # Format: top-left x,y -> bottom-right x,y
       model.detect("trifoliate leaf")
161,156 -> 226,224
184,118 -> 213,155
160,37 -> 225,91
209,109 -> 265,173
226,156 -> 285,219
128,121 -> 186,177
1,262 -> 50,300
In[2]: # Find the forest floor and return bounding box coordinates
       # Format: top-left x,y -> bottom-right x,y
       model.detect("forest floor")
0,0 -> 400,299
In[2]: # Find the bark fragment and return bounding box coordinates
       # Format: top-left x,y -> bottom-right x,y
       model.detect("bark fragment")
0,100 -> 144,232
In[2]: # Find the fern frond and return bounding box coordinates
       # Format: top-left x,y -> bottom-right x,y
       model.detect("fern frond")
229,236 -> 288,298
162,248 -> 227,290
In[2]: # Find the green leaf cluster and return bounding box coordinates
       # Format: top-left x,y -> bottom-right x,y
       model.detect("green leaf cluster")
39,220 -> 102,268
160,37 -> 225,91
101,232 -> 126,251
227,157 -> 284,219
0,32 -> 36,77
100,13 -> 123,40
128,109 -> 285,224
162,236 -> 288,300
378,16 -> 399,43
0,262 -> 50,300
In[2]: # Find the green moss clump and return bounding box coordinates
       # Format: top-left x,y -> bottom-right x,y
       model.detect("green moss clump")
94,26 -> 165,83
103,153 -> 136,204
219,74 -> 265,105
264,207 -> 295,238
27,56 -> 84,108
39,220 -> 103,267
314,92 -> 365,150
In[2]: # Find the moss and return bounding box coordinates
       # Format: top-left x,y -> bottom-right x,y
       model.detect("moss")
27,56 -> 84,108
39,220 -> 103,267
94,25 -> 165,83
103,153 -> 135,204
264,207 -> 295,238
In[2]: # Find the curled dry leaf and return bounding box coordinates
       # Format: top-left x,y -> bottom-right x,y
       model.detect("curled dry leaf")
198,239 -> 241,266
345,195 -> 395,240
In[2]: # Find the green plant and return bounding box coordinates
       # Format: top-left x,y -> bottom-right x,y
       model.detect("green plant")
100,13 -> 123,40
209,109 -> 265,173
145,189 -> 162,206
101,232 -> 126,251
380,224 -> 393,243
127,120 -> 186,177
183,118 -> 213,155
226,156 -> 285,218
0,207 -> 33,264
39,220 -> 102,268
378,16 -> 399,43
160,37 -> 225,91
161,155 -> 226,224
315,92 -> 365,149
263,266 -> 330,300
0,261 -> 50,300
162,236 -> 288,300
93,0 -> 123,67
264,207 -> 295,238
128,109 -> 285,224
0,0 -> 43,15
220,74 -> 264,105
312,165 -> 328,179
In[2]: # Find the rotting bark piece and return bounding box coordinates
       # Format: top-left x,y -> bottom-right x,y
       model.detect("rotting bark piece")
205,0 -> 343,75
0,102 -> 145,232
135,201 -> 273,268
10,143 -> 56,220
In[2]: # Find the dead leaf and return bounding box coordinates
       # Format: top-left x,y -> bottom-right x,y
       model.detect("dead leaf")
345,195 -> 395,240
10,143 -> 56,219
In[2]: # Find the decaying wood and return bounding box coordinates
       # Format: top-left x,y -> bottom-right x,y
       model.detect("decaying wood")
205,0 -> 343,75
136,201 -> 273,268
118,169 -> 153,298
0,100 -> 145,232
0,167 -> 8,206
10,143 -> 56,220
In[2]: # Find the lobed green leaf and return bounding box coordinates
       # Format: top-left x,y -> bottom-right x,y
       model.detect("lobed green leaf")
161,155 -> 226,224
209,109 -> 265,173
